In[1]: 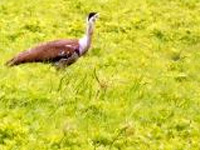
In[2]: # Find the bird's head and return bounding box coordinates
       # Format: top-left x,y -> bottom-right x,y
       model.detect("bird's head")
87,12 -> 99,24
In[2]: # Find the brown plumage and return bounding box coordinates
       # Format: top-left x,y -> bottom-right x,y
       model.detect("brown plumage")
6,39 -> 80,66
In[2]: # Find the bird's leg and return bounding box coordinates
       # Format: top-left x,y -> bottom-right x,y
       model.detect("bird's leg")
54,53 -> 79,69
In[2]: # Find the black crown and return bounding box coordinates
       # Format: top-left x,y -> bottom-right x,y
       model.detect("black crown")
88,12 -> 97,21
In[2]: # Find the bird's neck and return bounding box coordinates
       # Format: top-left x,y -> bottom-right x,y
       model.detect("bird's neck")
79,23 -> 94,55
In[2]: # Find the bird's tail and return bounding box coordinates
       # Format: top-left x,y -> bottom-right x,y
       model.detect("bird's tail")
5,58 -> 16,66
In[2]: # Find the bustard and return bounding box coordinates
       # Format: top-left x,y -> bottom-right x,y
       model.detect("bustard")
6,12 -> 99,68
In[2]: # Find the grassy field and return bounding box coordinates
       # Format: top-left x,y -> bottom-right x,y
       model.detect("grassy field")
0,0 -> 200,149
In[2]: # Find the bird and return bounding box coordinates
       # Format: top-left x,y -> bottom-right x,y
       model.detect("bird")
5,12 -> 99,68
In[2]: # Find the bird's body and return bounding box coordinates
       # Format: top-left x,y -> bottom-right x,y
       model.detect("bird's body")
6,12 -> 99,68
6,39 -> 80,66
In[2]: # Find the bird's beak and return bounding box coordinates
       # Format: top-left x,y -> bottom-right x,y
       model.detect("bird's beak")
95,13 -> 99,19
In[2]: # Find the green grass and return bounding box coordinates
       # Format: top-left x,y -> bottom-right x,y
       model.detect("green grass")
1,0 -> 200,149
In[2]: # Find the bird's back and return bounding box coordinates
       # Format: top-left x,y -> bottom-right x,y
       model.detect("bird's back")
6,39 -> 79,66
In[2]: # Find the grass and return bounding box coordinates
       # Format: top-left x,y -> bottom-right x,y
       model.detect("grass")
0,0 -> 200,149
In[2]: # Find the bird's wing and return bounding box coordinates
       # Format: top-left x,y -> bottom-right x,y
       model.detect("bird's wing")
6,39 -> 80,66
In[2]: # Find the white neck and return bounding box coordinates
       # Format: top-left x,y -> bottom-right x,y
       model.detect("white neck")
79,22 -> 94,55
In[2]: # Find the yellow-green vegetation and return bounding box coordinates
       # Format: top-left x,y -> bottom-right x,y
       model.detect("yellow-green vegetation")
1,0 -> 200,149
